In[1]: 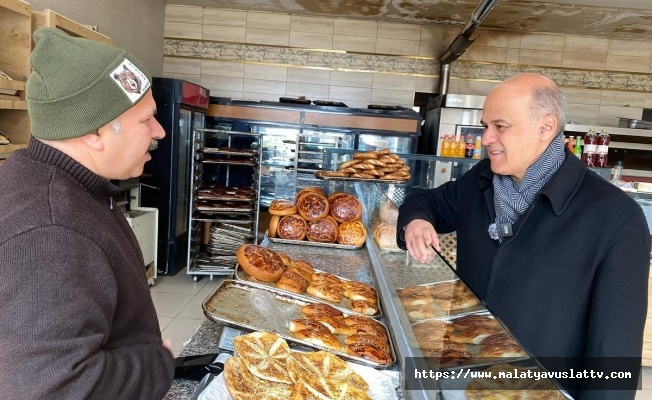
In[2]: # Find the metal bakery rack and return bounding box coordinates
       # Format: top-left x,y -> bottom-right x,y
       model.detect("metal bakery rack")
186,128 -> 262,281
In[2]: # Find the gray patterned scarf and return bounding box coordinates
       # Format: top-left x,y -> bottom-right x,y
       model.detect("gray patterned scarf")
490,133 -> 565,239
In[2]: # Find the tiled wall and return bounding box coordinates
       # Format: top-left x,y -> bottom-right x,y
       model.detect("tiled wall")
163,5 -> 652,127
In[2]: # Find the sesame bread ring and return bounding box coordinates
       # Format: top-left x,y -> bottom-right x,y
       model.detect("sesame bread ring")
316,171 -> 348,178
380,167 -> 399,173
353,152 -> 378,160
365,159 -> 387,167
340,167 -> 358,174
351,173 -> 374,179
378,156 -> 396,164
340,159 -> 362,169
352,163 -> 376,170
365,169 -> 384,177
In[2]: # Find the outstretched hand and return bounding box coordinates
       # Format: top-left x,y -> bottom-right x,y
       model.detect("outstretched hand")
405,219 -> 439,263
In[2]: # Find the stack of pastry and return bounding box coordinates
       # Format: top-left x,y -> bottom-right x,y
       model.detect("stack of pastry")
372,200 -> 401,251
237,246 -> 380,316
465,364 -> 565,400
289,303 -> 393,365
316,148 -> 411,181
410,314 -> 527,368
397,280 -> 480,320
267,187 -> 366,247
225,331 -> 372,400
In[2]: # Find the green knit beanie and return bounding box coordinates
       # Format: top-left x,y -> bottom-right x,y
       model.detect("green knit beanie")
27,27 -> 152,140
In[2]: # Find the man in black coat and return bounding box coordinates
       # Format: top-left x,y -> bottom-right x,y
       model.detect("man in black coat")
397,73 -> 650,399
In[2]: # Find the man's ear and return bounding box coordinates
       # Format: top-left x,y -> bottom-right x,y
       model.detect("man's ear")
539,115 -> 558,142
80,130 -> 104,151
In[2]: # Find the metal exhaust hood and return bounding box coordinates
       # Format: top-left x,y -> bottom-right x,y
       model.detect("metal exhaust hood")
438,0 -> 498,95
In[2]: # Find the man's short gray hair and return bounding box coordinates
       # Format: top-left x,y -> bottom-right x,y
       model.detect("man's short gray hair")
110,118 -> 122,134
529,86 -> 566,134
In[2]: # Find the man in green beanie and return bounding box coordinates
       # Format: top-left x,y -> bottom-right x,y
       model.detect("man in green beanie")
0,28 -> 174,399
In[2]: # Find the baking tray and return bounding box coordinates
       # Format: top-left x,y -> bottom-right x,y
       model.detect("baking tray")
265,231 -> 363,250
618,117 -> 652,130
235,264 -> 382,318
316,174 -> 408,185
201,159 -> 256,166
202,279 -> 396,369
194,206 -> 255,213
201,147 -> 258,156
195,194 -> 255,202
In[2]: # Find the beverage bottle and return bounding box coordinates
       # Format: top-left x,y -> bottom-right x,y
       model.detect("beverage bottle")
457,135 -> 466,158
465,135 -> 474,158
573,137 -> 582,158
582,129 -> 598,167
441,135 -> 451,157
596,129 -> 610,168
472,135 -> 482,159
567,136 -> 575,151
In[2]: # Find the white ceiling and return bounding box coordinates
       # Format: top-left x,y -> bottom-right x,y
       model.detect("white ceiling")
167,0 -> 652,41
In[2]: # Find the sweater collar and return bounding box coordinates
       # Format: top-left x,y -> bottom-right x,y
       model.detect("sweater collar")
479,148 -> 585,216
26,137 -> 121,200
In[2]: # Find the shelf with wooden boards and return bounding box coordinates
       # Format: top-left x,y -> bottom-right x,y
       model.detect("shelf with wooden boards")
31,9 -> 112,45
0,0 -> 31,161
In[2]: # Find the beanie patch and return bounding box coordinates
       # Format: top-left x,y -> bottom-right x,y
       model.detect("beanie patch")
109,59 -> 151,104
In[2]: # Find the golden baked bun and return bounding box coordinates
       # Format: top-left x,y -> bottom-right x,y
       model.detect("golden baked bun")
345,344 -> 392,364
373,222 -> 399,251
276,250 -> 292,267
297,192 -> 330,221
237,244 -> 284,282
306,283 -> 342,302
306,218 -> 338,243
276,214 -> 307,241
292,329 -> 342,351
224,357 -> 293,400
268,215 -> 280,238
290,260 -> 314,278
300,303 -> 343,317
269,199 -> 297,216
350,300 -> 379,316
329,193 -> 362,223
232,331 -> 293,384
344,334 -> 390,354
337,220 -> 367,247
379,200 -> 398,224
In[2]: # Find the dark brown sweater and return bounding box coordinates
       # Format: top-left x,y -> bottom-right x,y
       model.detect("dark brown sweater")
0,138 -> 174,399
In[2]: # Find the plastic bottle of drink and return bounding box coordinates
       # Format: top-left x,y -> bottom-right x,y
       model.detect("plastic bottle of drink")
453,135 -> 466,158
465,135 -> 475,158
573,137 -> 582,158
472,135 -> 482,159
441,135 -> 451,157
596,129 -> 610,168
567,136 -> 575,151
582,129 -> 598,167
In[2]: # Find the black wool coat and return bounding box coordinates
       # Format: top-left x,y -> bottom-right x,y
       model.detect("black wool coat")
397,149 -> 650,400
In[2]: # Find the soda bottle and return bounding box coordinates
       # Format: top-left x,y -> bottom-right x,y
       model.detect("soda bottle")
573,138 -> 582,158
465,135 -> 474,158
441,135 -> 451,157
472,135 -> 482,159
567,136 -> 575,151
582,129 -> 597,167
596,129 -> 610,168
453,135 -> 466,158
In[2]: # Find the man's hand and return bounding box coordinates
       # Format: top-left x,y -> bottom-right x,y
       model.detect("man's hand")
405,219 -> 439,263
162,339 -> 172,353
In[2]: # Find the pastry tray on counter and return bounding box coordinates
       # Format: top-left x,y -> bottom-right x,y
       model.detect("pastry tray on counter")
202,279 -> 396,369
397,280 -> 487,321
201,159 -> 257,166
235,264 -> 382,318
201,147 -> 257,156
265,232 -> 363,250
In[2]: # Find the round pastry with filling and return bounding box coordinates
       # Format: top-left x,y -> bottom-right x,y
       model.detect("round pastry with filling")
337,220 -> 367,247
297,192 -> 329,221
329,193 -> 362,223
269,199 -> 297,216
237,244 -> 285,282
276,214 -> 307,241
306,217 -> 338,243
